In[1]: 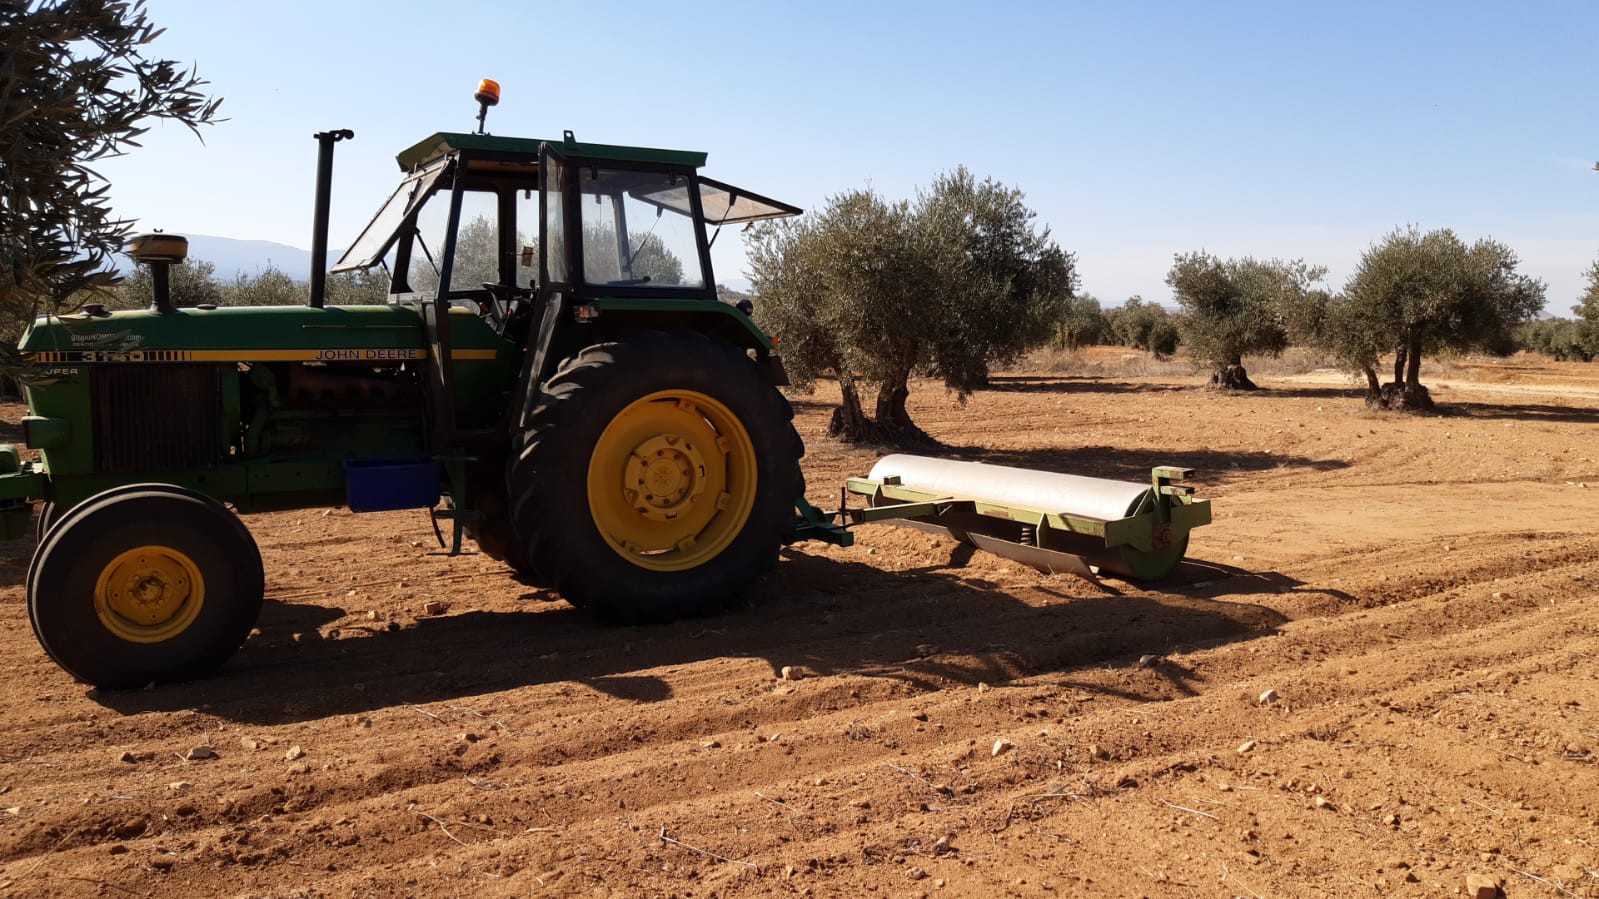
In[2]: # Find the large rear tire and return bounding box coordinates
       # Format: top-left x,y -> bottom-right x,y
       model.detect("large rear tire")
29,485 -> 264,688
509,330 -> 802,623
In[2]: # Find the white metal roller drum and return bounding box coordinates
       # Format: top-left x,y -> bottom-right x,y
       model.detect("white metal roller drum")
867,455 -> 1151,521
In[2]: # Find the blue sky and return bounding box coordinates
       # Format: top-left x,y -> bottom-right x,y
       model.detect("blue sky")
99,0 -> 1599,312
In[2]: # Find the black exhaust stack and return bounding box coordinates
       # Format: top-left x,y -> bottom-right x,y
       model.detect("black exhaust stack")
308,129 -> 354,308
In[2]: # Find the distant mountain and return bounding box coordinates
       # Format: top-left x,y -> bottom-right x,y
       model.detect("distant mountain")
116,234 -> 322,281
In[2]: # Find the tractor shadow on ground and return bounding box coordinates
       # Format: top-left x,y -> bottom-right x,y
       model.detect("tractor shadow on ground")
934,444 -> 1349,481
1439,399 -> 1599,425
1158,557 -> 1365,606
1238,385 -> 1370,401
981,375 -> 1368,403
0,409 -> 24,444
785,397 -> 844,412
980,376 -> 1189,396
89,544 -> 1293,725
0,539 -> 29,588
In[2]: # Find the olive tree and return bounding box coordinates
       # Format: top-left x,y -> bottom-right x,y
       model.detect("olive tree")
121,259 -> 391,309
910,168 -> 1076,426
1577,258 -> 1599,359
1325,226 -> 1545,411
1167,252 -> 1326,389
324,267 -> 391,305
228,263 -> 301,306
1518,317 -> 1592,362
748,189 -> 926,440
748,168 -> 1076,444
411,215 -> 498,294
1104,296 -> 1180,359
116,257 -> 221,308
0,0 -> 222,314
1053,293 -> 1110,350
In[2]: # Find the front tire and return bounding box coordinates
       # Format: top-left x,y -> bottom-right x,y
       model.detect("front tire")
29,485 -> 264,688
32,501 -> 57,543
509,331 -> 803,623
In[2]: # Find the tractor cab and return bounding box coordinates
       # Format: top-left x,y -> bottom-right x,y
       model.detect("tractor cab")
332,129 -> 802,448
334,131 -> 799,338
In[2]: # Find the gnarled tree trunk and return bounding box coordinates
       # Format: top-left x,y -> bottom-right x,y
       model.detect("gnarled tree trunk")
827,371 -> 877,441
874,370 -> 932,444
825,369 -> 936,447
1208,354 -> 1258,390
1369,380 -> 1434,411
1367,336 -> 1435,412
1403,337 -> 1423,387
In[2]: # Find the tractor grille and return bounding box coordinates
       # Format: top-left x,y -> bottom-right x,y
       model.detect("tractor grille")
91,365 -> 225,473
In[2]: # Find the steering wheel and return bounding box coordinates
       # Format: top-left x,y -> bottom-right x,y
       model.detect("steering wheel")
481,282 -> 533,329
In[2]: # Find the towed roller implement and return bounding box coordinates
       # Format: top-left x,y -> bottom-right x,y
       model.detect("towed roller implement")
843,455 -> 1211,581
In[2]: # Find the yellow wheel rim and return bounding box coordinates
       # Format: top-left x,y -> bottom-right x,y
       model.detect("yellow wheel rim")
94,545 -> 206,644
588,389 -> 758,572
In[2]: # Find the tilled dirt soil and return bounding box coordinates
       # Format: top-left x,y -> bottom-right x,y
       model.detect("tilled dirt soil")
0,350 -> 1596,898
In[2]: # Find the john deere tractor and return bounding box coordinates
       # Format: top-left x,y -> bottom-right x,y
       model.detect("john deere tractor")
2,83 -> 852,687
0,85 -> 1212,689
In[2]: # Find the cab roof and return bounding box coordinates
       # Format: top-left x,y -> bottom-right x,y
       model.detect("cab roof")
395,131 -> 708,171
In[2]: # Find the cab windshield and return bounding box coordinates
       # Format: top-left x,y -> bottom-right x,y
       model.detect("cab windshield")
577,168 -> 705,290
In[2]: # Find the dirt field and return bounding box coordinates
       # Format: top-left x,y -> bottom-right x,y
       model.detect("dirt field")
0,349 -> 1596,898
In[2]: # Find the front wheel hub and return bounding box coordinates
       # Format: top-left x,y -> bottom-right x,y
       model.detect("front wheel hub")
94,545 -> 206,643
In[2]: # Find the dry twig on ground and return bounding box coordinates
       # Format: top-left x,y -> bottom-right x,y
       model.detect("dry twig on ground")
659,827 -> 760,873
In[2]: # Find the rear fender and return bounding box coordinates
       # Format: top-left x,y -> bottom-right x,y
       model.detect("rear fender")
590,302 -> 786,385
522,299 -> 783,392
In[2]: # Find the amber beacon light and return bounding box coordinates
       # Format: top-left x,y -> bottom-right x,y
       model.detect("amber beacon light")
474,79 -> 500,133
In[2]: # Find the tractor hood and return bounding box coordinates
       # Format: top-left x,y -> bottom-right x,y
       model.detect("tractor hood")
18,304 -> 500,365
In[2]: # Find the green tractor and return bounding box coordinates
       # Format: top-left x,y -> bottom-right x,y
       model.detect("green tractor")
5,88 -> 844,687
0,86 -> 1213,689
